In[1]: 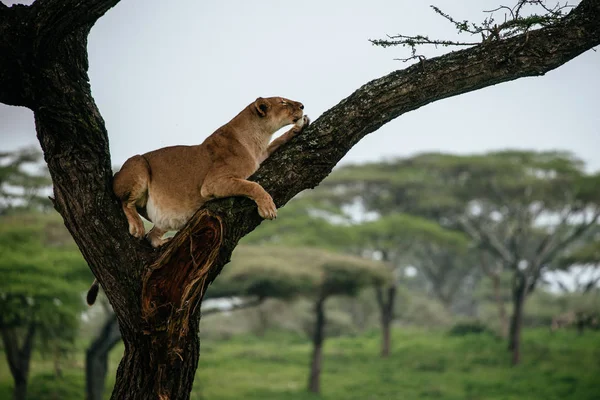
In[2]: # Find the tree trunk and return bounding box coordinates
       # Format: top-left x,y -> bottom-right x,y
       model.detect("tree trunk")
508,277 -> 526,365
577,319 -> 585,335
0,324 -> 35,400
381,315 -> 392,358
308,296 -> 326,394
109,326 -> 200,400
492,273 -> 509,339
255,303 -> 269,337
376,285 -> 396,358
86,314 -> 121,400
85,298 -> 263,400
1,1 -> 599,398
13,380 -> 27,400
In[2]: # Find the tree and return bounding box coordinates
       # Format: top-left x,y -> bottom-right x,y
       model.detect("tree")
305,253 -> 388,394
0,147 -> 51,215
352,213 -> 474,356
318,151 -> 600,365
213,245 -> 390,394
0,212 -> 90,400
0,0 -> 598,397
86,246 -> 269,400
85,309 -> 120,400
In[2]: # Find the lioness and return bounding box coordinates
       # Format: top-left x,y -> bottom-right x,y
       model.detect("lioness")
87,96 -> 308,305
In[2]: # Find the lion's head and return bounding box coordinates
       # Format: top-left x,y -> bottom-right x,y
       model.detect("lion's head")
253,96 -> 304,131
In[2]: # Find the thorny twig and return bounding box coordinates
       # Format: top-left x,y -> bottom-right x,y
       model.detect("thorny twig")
370,0 -> 575,63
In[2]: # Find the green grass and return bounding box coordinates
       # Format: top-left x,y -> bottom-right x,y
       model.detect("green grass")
1,328 -> 599,399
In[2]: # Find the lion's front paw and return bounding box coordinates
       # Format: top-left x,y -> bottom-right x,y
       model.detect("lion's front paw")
257,196 -> 277,220
293,115 -> 310,133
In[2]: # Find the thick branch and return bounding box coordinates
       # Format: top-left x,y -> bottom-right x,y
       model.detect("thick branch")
32,0 -> 121,39
0,0 -> 121,107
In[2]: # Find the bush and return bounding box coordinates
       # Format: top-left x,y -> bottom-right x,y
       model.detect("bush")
448,319 -> 493,336
27,372 -> 84,400
398,294 -> 453,328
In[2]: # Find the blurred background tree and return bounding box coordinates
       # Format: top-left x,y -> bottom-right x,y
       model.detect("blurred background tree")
0,147 -> 51,215
0,211 -> 91,400
209,245 -> 391,394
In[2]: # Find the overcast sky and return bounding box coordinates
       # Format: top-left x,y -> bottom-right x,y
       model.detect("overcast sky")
1,0 -> 599,172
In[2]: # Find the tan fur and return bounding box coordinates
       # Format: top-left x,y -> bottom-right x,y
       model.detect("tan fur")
113,96 -> 309,247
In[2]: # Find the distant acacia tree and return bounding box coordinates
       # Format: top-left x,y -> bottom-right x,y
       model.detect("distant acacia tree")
0,0 -> 599,397
0,148 -> 50,215
0,213 -> 90,400
0,152 -> 88,400
350,213 -> 475,356
213,245 -> 390,394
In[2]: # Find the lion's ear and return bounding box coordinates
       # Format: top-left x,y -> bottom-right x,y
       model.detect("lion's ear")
253,97 -> 269,117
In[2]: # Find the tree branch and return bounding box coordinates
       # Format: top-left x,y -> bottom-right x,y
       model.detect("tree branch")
539,209 -> 600,265
533,207 -> 574,262
459,217 -> 514,264
0,0 -> 121,107
32,0 -> 121,43
202,297 -> 264,316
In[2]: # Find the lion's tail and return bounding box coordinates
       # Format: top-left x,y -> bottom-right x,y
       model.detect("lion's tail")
87,278 -> 100,306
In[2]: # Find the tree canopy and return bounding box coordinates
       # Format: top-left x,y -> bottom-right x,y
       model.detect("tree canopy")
0,148 -> 51,215
208,245 -> 391,300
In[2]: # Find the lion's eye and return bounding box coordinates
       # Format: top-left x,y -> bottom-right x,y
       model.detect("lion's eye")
281,101 -> 287,105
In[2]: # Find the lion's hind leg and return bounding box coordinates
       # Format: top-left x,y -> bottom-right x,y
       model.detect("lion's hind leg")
113,155 -> 151,239
146,226 -> 170,248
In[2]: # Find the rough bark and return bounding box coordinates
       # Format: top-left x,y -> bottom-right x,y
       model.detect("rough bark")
1,0 -> 599,398
0,324 -> 35,400
375,285 -> 396,358
308,296 -> 326,394
86,314 -> 121,400
84,297 -> 264,400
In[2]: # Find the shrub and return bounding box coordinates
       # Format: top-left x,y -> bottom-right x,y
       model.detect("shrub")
448,319 -> 492,336
27,372 -> 84,400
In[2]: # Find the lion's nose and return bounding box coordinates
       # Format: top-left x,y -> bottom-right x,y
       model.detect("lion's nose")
299,103 -> 304,110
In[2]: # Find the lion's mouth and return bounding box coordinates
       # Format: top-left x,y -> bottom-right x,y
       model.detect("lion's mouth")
292,117 -> 300,123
